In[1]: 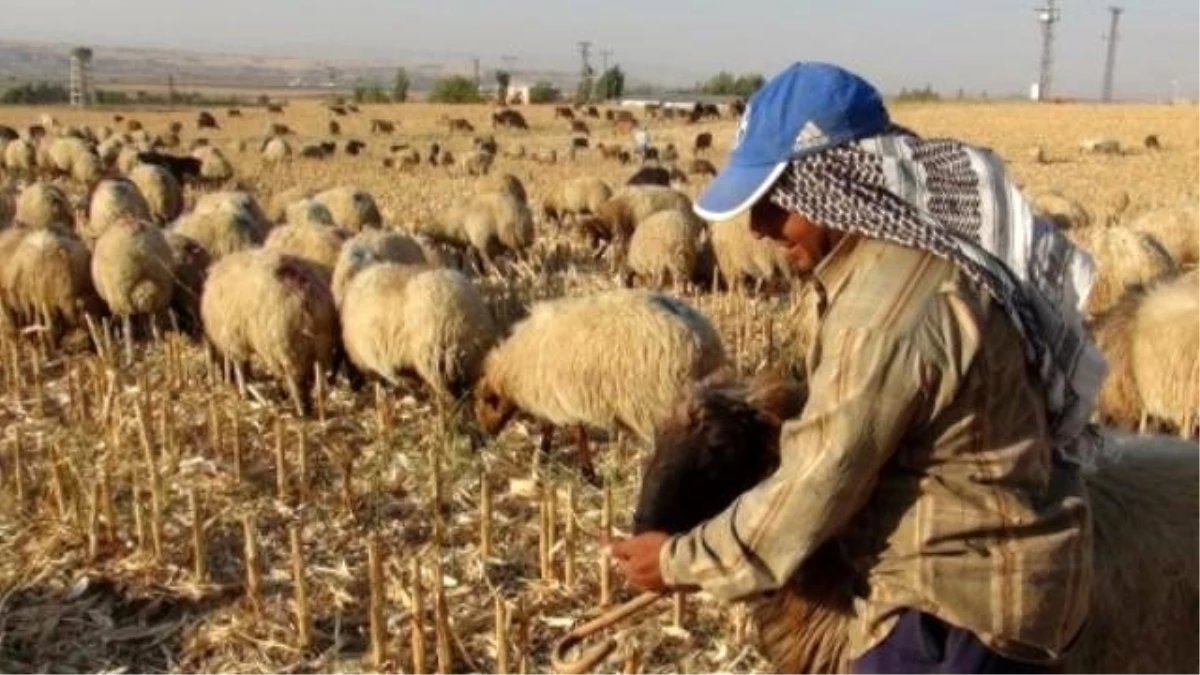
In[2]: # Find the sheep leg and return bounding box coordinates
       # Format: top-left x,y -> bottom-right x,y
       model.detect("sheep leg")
539,422 -> 556,457
1139,412 -> 1149,434
571,425 -> 599,485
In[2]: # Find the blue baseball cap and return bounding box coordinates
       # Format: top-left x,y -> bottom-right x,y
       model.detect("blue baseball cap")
694,62 -> 890,222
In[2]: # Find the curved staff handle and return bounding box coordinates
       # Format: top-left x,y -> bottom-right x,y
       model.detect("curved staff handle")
550,591 -> 665,674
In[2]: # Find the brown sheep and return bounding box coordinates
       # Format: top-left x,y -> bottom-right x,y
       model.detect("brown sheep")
693,132 -> 713,156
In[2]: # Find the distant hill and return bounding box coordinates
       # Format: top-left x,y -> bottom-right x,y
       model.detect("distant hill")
0,40 -> 588,95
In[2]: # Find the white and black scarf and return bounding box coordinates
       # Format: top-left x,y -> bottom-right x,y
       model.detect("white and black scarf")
769,129 -> 1109,468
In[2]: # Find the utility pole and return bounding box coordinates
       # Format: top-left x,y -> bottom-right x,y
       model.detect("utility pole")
1101,6 -> 1124,102
1034,0 -> 1061,101
577,41 -> 594,103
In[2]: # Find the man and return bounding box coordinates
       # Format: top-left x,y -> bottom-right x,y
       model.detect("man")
612,62 -> 1108,674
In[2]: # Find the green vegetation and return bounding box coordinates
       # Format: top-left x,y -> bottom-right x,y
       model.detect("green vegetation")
428,75 -> 483,104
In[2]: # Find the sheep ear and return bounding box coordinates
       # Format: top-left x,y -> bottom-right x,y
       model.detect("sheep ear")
743,368 -> 804,424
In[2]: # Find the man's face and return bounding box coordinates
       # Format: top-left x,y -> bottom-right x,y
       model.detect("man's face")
749,198 -> 829,272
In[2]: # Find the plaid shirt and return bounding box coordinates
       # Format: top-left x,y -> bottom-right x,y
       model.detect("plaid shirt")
661,235 -> 1093,664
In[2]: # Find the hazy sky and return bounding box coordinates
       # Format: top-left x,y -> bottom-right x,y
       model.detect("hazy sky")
5,0 -> 1198,99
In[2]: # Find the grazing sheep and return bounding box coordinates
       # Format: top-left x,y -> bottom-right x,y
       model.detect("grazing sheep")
1130,202 -> 1199,265
687,158 -> 718,177
283,199 -> 336,228
312,186 -> 382,232
163,230 -> 210,336
1131,270 -> 1199,436
709,216 -> 794,293
370,119 -> 396,134
331,230 -> 431,307
461,149 -> 495,177
90,219 -> 175,329
542,176 -> 613,226
1090,289 -> 1143,430
633,377 -> 1199,675
45,136 -> 100,185
3,138 -> 37,179
576,185 -> 692,259
298,142 -> 333,159
262,137 -> 292,163
0,226 -> 105,345
1144,134 -> 1161,150
626,166 -> 672,187
569,120 -> 590,135
197,111 -> 219,130
417,186 -> 534,271
127,162 -> 183,225
622,209 -> 708,289
344,139 -> 366,155
445,117 -> 475,133
484,173 -> 529,206
0,124 -> 18,143
553,106 -> 575,120
692,132 -> 713,156
96,136 -> 124,168
83,178 -> 152,241
1081,137 -> 1122,155
266,104 -> 284,114
1033,191 -> 1092,229
266,186 -> 315,223
172,192 -> 270,258
342,263 -> 498,399
191,146 -> 234,182
200,248 -> 337,416
1067,225 -> 1177,316
227,108 -> 243,118
328,120 -> 341,136
15,181 -> 74,231
263,220 -> 350,278
474,289 -> 727,477
492,109 -> 529,130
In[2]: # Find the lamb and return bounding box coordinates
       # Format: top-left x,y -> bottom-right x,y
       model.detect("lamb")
541,177 -> 613,226
417,183 -> 534,271
263,220 -> 351,278
192,146 -> 234,182
473,289 -> 727,478
709,216 -> 795,293
0,226 -> 106,346
1067,225 -> 1177,316
1130,202 -> 1199,265
629,374 -> 1199,675
200,248 -> 338,416
313,186 -> 382,231
341,263 -> 498,399
83,178 -> 152,241
575,185 -> 693,260
171,192 -> 271,258
3,138 -> 36,179
90,219 -> 176,335
262,137 -> 292,163
331,230 -> 431,307
14,181 -> 74,231
622,209 -> 709,290
127,163 -> 183,225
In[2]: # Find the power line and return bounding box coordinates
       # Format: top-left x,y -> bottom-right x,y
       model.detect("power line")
1101,6 -> 1124,102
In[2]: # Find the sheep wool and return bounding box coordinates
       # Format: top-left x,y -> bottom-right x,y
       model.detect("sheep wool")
0,227 -> 104,337
710,216 -> 794,292
262,137 -> 292,164
15,181 -> 74,231
266,186 -> 316,223
342,263 -> 498,399
1131,202 -> 1199,266
1067,225 -> 1177,316
90,219 -> 175,318
421,188 -> 534,268
1032,191 -> 1092,230
475,289 -> 727,443
263,220 -> 350,278
193,146 -> 234,181
542,176 -> 612,225
163,230 -> 210,335
284,199 -> 336,227
1132,269 -> 1199,435
313,186 -> 382,232
331,230 -> 431,307
84,179 -> 152,240
3,138 -> 37,178
127,163 -> 183,225
624,209 -> 706,288
200,248 -> 337,415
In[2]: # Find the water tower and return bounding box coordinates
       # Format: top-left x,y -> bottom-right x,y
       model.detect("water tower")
1034,1 -> 1061,101
69,46 -> 94,108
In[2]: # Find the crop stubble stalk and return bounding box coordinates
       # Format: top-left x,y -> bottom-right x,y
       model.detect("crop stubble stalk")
433,550 -> 451,674
242,514 -> 262,614
189,488 -> 207,582
494,595 -> 509,674
410,557 -> 426,675
290,524 -> 312,651
600,483 -> 613,606
368,534 -> 387,669
274,415 -> 288,501
136,405 -> 163,559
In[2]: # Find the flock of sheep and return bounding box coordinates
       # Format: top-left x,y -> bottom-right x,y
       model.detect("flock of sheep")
0,99 -> 1196,672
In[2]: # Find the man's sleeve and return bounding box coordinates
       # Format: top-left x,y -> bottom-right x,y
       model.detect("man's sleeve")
659,325 -> 937,601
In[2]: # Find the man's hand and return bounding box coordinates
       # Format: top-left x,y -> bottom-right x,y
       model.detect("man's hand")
610,531 -> 672,593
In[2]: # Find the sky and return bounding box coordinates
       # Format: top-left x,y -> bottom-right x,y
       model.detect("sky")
4,0 -> 1197,100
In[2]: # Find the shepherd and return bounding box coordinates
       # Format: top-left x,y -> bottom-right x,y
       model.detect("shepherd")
612,61 -> 1108,674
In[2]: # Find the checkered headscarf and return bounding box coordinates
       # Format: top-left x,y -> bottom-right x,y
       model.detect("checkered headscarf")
769,129 -> 1109,468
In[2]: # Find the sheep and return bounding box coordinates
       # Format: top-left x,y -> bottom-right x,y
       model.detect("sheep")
1081,137 -> 1122,155
200,248 -> 337,416
1144,134 -> 1162,150
344,139 -> 366,155
541,177 -> 613,226
484,173 -> 529,206
298,142 -> 334,159
171,192 -> 270,259
331,230 -> 431,307
96,136 -> 124,168
45,136 -> 100,185
284,199 -> 336,228
687,158 -> 718,177
262,137 -> 293,163
266,104 -> 284,114
127,162 -> 183,225
312,186 -> 382,232
1090,288 -> 1142,430
575,185 -> 693,260
163,230 -> 210,337
266,186 -> 315,223
1032,191 -> 1092,230
445,118 -> 474,133
263,220 -> 351,278
1130,202 -> 1199,265
3,138 -> 37,179
90,219 -> 176,340
0,188 -> 12,228
461,149 -> 494,177
0,226 -> 105,346
193,190 -> 272,231
328,120 -> 341,136
622,209 -> 709,290
531,148 -> 557,165
341,263 -> 499,400
83,179 -> 152,241
370,119 -> 396,134
265,122 -> 293,137
627,166 -> 671,187
693,132 -> 713,156
417,186 -> 534,272
193,146 -> 234,182
492,109 -> 529,130
134,150 -> 202,186
14,181 -> 74,231
474,289 -> 727,479
709,216 -> 795,293
1130,270 -> 1198,436
1067,225 -> 1177,316
631,374 -> 1199,675
197,111 -> 219,130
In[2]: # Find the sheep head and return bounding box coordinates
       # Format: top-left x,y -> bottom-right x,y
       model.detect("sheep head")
633,370 -> 803,535
473,375 -> 518,437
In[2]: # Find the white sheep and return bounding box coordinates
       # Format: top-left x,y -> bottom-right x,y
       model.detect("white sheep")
542,176 -> 613,226
83,179 -> 152,241
710,216 -> 794,293
90,219 -> 176,337
127,162 -> 183,225
14,181 -> 74,231
263,220 -> 351,278
312,186 -> 383,232
623,209 -> 708,289
331,229 -> 432,307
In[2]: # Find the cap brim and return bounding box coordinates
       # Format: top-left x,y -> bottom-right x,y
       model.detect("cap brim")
693,161 -> 788,222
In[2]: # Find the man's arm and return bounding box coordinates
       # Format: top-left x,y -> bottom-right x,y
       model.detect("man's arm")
659,325 -> 937,601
